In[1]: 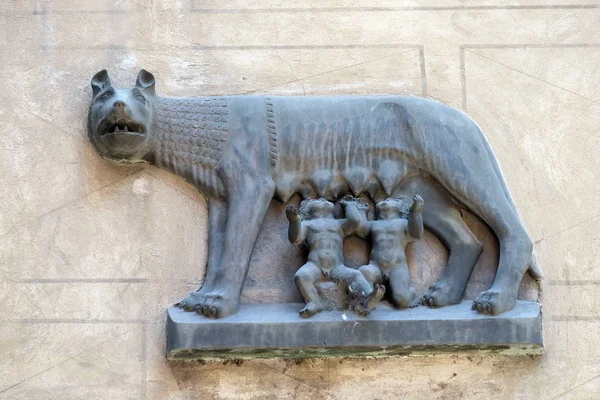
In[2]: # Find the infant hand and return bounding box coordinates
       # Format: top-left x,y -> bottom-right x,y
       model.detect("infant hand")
355,197 -> 369,211
411,194 -> 424,212
339,195 -> 355,207
340,195 -> 368,211
285,204 -> 300,221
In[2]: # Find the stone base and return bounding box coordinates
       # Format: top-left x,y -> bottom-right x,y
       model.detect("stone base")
166,300 -> 543,360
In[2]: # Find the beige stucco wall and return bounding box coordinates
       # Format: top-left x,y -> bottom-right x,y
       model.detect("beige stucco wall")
1,1 -> 599,399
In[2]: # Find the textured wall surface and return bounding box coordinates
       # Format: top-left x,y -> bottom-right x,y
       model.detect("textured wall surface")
1,1 -> 599,399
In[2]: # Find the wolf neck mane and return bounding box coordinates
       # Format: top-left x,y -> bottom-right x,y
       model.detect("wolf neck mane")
148,96 -> 228,169
146,96 -> 229,195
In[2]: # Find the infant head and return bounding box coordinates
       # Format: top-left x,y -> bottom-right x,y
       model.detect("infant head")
375,198 -> 406,220
299,198 -> 335,219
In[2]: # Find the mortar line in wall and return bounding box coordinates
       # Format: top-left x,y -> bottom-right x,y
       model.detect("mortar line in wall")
550,316 -> 600,321
32,44 -> 423,51
2,319 -> 145,324
548,280 -> 600,285
189,44 -> 422,50
190,5 -> 600,13
461,43 -> 600,49
8,279 -> 207,285
460,47 -> 467,111
29,43 -> 600,52
10,279 -> 202,284
14,278 -> 150,283
10,4 -> 600,16
141,321 -> 147,400
31,10 -> 131,15
419,46 -> 428,97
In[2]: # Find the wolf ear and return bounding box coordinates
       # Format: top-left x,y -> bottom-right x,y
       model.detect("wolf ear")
91,70 -> 112,97
135,69 -> 156,96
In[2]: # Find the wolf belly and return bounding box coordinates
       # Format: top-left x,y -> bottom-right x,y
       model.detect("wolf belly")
269,96 -> 420,202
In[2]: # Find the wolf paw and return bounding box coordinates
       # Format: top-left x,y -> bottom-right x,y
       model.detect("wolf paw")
472,288 -> 517,315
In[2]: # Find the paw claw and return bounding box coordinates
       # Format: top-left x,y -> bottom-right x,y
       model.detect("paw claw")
473,289 -> 517,315
299,302 -> 323,318
424,279 -> 464,307
180,299 -> 197,312
356,307 -> 370,317
391,288 -> 419,309
179,290 -> 239,318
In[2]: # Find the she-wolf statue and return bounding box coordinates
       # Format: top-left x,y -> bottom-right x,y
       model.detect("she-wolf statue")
86,69 -> 541,319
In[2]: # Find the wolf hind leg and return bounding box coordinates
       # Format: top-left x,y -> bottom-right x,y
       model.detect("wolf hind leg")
396,177 -> 483,308
472,205 -> 532,315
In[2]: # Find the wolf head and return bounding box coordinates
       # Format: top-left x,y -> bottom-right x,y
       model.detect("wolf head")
87,69 -> 155,164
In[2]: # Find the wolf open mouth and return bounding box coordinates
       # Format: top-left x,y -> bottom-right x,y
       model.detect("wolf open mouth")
101,120 -> 146,136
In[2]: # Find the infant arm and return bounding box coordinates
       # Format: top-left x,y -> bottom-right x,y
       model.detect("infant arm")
407,194 -> 424,240
340,196 -> 369,237
285,204 -> 306,244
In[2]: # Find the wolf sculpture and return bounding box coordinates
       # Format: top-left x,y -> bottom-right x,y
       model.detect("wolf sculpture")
87,69 -> 541,318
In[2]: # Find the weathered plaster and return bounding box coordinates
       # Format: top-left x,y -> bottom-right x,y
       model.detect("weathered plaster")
0,1 -> 598,399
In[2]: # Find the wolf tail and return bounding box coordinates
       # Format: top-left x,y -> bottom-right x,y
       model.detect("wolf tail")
527,249 -> 543,281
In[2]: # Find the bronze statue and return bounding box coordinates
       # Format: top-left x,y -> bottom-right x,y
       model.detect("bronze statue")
286,197 -> 385,317
357,195 -> 424,308
87,69 -> 541,318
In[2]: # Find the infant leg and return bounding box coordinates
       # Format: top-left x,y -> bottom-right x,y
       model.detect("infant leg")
331,265 -> 384,315
330,265 -> 373,300
295,262 -> 324,318
365,284 -> 386,310
358,263 -> 384,287
389,262 -> 420,308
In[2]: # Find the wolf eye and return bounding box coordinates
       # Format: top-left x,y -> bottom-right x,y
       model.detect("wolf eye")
135,94 -> 146,102
99,92 -> 112,100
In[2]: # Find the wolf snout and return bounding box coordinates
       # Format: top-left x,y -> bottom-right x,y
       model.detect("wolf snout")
113,100 -> 127,110
111,100 -> 133,118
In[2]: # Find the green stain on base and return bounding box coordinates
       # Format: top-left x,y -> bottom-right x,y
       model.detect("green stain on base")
168,343 -> 543,361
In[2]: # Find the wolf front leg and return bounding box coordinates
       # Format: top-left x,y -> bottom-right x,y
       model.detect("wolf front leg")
196,177 -> 275,318
179,198 -> 228,313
